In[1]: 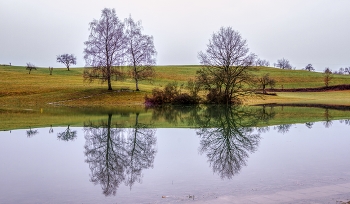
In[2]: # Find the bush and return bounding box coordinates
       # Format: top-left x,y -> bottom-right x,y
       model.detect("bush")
145,82 -> 199,106
173,93 -> 198,104
206,88 -> 242,104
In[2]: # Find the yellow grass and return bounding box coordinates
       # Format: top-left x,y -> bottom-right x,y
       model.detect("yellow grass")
1,65 -> 350,108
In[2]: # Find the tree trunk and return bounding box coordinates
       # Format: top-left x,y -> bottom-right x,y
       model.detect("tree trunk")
107,66 -> 112,90
263,84 -> 266,94
135,78 -> 139,91
133,65 -> 139,91
67,66 -> 70,71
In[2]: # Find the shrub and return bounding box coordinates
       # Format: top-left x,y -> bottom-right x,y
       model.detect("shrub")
145,82 -> 199,106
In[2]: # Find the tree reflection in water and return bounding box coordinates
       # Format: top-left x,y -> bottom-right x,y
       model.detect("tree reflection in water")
195,106 -> 275,179
26,127 -> 39,138
150,105 -> 275,179
84,113 -> 156,196
57,125 -> 77,141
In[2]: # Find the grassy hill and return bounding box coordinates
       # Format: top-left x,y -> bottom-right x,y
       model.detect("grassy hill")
1,65 -> 350,108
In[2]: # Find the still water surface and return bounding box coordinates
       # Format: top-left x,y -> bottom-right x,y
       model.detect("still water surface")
1,106 -> 350,203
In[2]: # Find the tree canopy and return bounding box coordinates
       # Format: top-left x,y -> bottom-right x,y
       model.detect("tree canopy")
197,27 -> 256,104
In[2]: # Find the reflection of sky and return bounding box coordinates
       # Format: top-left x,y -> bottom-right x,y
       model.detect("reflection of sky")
0,122 -> 350,203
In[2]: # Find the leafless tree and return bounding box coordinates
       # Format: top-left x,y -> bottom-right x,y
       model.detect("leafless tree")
337,67 -> 345,75
125,16 -> 157,91
324,67 -> 332,87
255,58 -> 270,67
197,27 -> 256,104
83,8 -> 126,90
276,58 -> 292,69
257,73 -> 276,94
26,62 -> 36,74
304,64 -> 314,71
56,54 -> 77,71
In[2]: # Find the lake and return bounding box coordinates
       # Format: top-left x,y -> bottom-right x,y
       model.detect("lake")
1,105 -> 350,203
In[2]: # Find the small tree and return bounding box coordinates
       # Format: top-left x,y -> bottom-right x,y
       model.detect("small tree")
49,67 -> 53,75
304,64 -> 314,71
276,58 -> 292,69
324,67 -> 332,87
56,54 -> 77,71
344,67 -> 350,75
257,74 -> 276,94
26,63 -> 36,74
125,16 -> 157,91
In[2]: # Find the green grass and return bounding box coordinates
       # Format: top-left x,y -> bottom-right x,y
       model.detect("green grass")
1,65 -> 350,108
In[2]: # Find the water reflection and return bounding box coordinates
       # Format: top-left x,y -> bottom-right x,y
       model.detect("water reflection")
323,108 -> 333,128
83,113 -> 156,196
57,125 -> 77,141
194,106 -> 275,179
16,105 -> 350,197
26,127 -> 38,137
274,124 -> 292,134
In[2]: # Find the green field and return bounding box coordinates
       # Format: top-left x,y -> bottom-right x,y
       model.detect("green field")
1,65 -> 350,108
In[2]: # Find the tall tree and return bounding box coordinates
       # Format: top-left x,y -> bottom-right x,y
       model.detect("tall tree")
83,8 -> 126,90
197,27 -> 256,104
125,16 -> 156,91
56,54 -> 77,71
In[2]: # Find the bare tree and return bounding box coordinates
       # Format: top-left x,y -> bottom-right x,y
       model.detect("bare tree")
257,73 -> 276,94
337,67 -> 345,75
255,58 -> 270,67
125,16 -> 157,91
276,58 -> 292,69
324,67 -> 332,87
197,27 -> 256,104
26,62 -> 36,74
83,8 -> 126,90
344,67 -> 350,75
304,64 -> 314,71
56,54 -> 76,71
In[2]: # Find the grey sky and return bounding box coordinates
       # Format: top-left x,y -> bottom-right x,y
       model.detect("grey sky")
1,0 -> 349,71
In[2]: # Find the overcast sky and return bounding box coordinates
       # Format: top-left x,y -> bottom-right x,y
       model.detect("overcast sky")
1,0 -> 350,71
